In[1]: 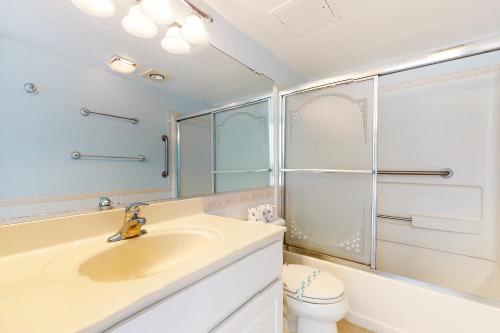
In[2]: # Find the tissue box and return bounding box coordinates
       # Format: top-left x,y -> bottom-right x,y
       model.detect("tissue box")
248,204 -> 275,223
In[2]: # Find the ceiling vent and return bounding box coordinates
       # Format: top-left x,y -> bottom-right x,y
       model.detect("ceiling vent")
269,0 -> 340,37
141,69 -> 171,82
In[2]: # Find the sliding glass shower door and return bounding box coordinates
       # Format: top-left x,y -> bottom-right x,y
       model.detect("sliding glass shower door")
281,77 -> 378,266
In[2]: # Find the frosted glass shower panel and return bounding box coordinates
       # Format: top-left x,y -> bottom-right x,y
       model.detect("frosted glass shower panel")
214,100 -> 271,192
215,173 -> 270,193
178,115 -> 212,197
284,172 -> 373,264
285,79 -> 375,170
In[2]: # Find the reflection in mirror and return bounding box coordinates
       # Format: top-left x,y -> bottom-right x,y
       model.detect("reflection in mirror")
214,99 -> 271,193
177,114 -> 213,197
177,97 -> 273,198
0,1 -> 273,223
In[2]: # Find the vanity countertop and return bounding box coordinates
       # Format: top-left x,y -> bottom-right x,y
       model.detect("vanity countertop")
0,199 -> 285,333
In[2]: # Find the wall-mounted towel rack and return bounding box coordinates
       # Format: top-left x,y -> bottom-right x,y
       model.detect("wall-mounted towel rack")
378,168 -> 453,178
71,151 -> 147,162
80,108 -> 139,124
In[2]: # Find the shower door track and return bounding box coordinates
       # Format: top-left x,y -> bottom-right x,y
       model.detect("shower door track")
280,36 -> 500,97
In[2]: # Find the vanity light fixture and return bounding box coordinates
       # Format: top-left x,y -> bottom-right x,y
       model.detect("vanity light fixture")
72,0 -> 214,55
161,25 -> 192,54
122,4 -> 158,38
140,0 -> 176,25
108,56 -> 137,74
181,14 -> 209,44
71,0 -> 116,17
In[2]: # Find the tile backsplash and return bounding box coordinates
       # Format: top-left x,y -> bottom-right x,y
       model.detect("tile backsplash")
0,188 -> 173,225
203,187 -> 275,221
0,187 -> 275,226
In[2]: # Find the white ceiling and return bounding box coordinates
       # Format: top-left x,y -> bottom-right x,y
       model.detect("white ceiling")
0,0 -> 273,112
204,0 -> 500,81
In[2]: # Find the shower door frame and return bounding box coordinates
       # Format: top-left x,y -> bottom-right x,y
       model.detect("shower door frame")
279,76 -> 379,269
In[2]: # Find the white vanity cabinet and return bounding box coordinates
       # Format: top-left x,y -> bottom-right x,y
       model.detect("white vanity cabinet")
108,241 -> 283,333
214,280 -> 282,333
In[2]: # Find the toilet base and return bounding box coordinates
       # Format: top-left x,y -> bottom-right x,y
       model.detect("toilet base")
297,317 -> 338,333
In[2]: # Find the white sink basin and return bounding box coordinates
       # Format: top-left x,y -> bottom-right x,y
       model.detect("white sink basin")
80,229 -> 219,282
42,226 -> 222,282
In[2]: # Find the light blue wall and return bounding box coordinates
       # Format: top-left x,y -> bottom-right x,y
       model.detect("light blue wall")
0,36 -> 208,199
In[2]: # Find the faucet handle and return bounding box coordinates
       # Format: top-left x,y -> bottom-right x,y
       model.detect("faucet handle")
98,197 -> 113,210
125,202 -> 149,212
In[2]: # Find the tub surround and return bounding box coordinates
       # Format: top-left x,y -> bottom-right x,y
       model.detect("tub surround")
0,198 -> 285,333
285,251 -> 500,333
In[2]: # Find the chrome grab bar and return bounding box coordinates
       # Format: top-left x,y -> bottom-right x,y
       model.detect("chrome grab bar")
161,135 -> 168,178
80,108 -> 139,124
377,214 -> 412,222
280,168 -> 453,178
378,168 -> 453,178
71,151 -> 147,162
211,169 -> 271,174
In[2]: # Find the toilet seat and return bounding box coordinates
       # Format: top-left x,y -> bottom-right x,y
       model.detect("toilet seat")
282,264 -> 345,305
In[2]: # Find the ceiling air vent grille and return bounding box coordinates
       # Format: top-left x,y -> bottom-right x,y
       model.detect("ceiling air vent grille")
268,0 -> 340,37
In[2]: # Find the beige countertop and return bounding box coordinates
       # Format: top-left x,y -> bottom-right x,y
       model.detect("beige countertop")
0,199 -> 285,333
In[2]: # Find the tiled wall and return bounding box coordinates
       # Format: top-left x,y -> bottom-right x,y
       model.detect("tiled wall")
203,187 -> 275,221
0,188 -> 173,225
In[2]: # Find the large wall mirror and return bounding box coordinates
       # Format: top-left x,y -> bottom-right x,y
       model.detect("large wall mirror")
0,1 -> 274,222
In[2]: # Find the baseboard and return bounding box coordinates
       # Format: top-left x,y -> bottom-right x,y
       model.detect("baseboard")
346,310 -> 406,333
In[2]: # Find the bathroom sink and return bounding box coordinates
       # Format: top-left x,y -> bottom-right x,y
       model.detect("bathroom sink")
78,228 -> 220,282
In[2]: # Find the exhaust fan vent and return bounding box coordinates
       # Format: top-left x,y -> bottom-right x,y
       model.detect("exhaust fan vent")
269,0 -> 340,37
141,69 -> 171,82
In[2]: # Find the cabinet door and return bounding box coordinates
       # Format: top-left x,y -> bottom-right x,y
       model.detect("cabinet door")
214,280 -> 283,333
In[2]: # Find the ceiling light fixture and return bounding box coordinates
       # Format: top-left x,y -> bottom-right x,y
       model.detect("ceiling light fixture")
140,0 -> 176,25
181,14 -> 209,44
122,4 -> 158,38
161,26 -> 191,54
108,56 -> 137,74
72,0 -> 116,17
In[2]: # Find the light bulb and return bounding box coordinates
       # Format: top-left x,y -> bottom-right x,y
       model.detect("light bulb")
108,56 -> 137,74
140,0 -> 175,25
181,14 -> 209,45
161,26 -> 191,54
72,0 -> 115,17
122,4 -> 158,38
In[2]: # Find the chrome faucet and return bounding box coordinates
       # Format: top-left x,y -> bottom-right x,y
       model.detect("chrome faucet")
107,202 -> 149,242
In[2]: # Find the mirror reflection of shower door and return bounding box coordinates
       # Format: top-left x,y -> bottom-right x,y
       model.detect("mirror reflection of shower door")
282,77 -> 378,266
177,114 -> 213,198
214,99 -> 272,192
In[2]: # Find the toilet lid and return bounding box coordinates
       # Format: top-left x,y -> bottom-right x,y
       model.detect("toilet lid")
282,264 -> 345,304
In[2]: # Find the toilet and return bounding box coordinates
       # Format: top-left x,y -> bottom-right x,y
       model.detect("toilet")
282,264 -> 349,333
